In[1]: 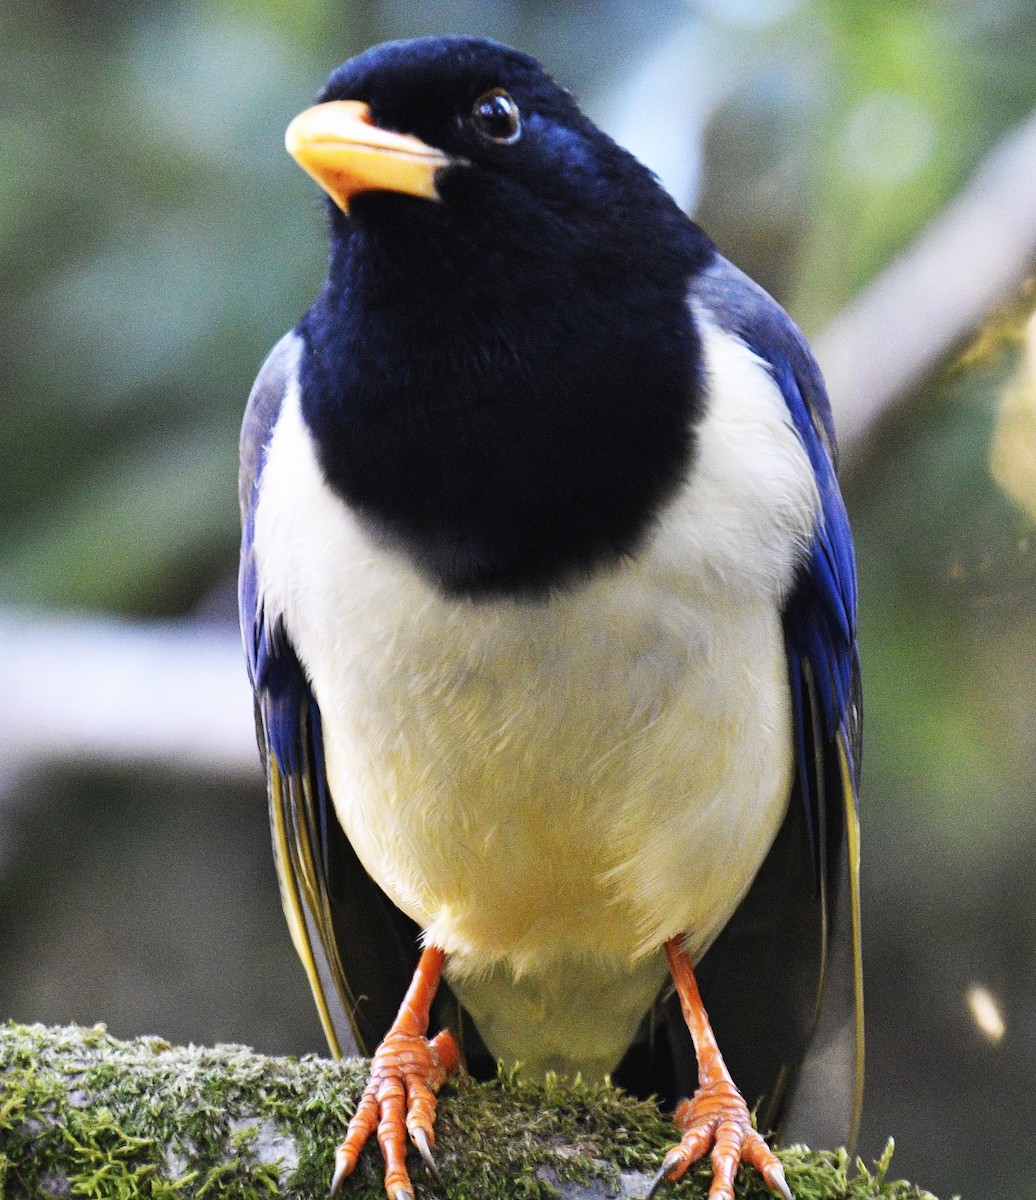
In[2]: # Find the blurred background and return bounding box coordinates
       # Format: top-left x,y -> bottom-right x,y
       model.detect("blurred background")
3,1 -> 1036,1197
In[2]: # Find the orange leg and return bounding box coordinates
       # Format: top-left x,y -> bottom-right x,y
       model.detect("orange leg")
648,937 -> 792,1200
332,946 -> 460,1200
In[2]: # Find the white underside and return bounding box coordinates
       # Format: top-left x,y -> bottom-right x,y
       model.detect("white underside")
253,317 -> 820,1078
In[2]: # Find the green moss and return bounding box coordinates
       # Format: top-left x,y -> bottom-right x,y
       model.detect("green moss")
0,1024 -> 937,1200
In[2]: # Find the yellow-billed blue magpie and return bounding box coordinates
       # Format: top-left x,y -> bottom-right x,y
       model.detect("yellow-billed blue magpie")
239,35 -> 863,1200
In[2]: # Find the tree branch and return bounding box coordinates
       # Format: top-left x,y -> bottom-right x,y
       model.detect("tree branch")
815,106 -> 1036,458
0,608 -> 258,786
1,1023 -> 932,1199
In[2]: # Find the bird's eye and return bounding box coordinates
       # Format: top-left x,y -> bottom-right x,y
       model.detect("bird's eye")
471,89 -> 522,144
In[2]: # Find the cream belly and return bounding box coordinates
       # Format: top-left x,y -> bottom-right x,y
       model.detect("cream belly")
253,318 -> 819,1076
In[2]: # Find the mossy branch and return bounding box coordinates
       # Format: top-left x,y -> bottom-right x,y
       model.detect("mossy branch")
0,1024 -> 932,1200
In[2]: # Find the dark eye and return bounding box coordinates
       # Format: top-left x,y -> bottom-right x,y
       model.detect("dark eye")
472,89 -> 522,144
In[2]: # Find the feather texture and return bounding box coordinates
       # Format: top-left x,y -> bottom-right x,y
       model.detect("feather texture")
238,34 -> 862,1149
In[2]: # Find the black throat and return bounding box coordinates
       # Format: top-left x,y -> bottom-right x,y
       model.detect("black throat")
299,201 -> 711,599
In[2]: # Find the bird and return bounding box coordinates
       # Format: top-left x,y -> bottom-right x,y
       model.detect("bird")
238,35 -> 863,1200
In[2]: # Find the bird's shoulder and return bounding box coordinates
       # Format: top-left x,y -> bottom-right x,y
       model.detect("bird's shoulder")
239,330 -> 303,521
688,250 -> 859,789
689,253 -> 837,467
238,329 -> 304,692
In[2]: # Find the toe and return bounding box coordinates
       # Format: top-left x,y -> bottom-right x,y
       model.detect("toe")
743,1129 -> 792,1200
376,1077 -> 414,1199
332,1084 -> 380,1193
706,1119 -> 742,1200
663,1080 -> 790,1200
428,1029 -> 461,1077
331,1025 -> 458,1200
406,1075 -> 439,1141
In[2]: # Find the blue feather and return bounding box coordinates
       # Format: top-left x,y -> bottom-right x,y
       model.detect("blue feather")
237,332 -> 325,782
693,253 -> 860,882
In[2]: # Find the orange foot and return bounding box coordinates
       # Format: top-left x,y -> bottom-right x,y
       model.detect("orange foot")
648,937 -> 792,1200
648,1079 -> 791,1200
331,946 -> 460,1200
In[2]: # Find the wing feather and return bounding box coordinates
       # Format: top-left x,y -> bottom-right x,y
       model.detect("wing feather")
240,277 -> 861,1130
239,333 -> 438,1058
638,257 -> 865,1144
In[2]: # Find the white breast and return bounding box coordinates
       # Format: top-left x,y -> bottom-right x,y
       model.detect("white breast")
253,317 -> 819,1076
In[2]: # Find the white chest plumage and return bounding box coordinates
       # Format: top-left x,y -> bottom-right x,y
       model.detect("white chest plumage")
253,317 -> 820,1077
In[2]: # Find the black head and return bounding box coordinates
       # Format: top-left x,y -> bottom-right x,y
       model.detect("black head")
291,37 -> 714,598
294,36 -> 703,280
318,36 -> 584,149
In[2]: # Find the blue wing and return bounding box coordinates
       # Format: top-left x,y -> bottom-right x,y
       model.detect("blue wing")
239,332 -> 359,1055
687,256 -> 864,1146
239,332 -> 438,1059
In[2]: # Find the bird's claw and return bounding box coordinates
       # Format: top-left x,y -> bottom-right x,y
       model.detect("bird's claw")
410,1126 -> 440,1182
646,1150 -> 685,1200
332,1160 -> 417,1200
331,1027 -> 458,1199
649,1079 -> 791,1200
329,1145 -> 349,1198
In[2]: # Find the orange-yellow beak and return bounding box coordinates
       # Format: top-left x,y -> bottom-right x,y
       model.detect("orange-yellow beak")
284,100 -> 453,213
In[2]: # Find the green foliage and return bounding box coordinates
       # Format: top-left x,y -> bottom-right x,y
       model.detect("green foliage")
791,0 -> 1036,328
0,1024 -> 937,1200
0,1 -> 333,614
